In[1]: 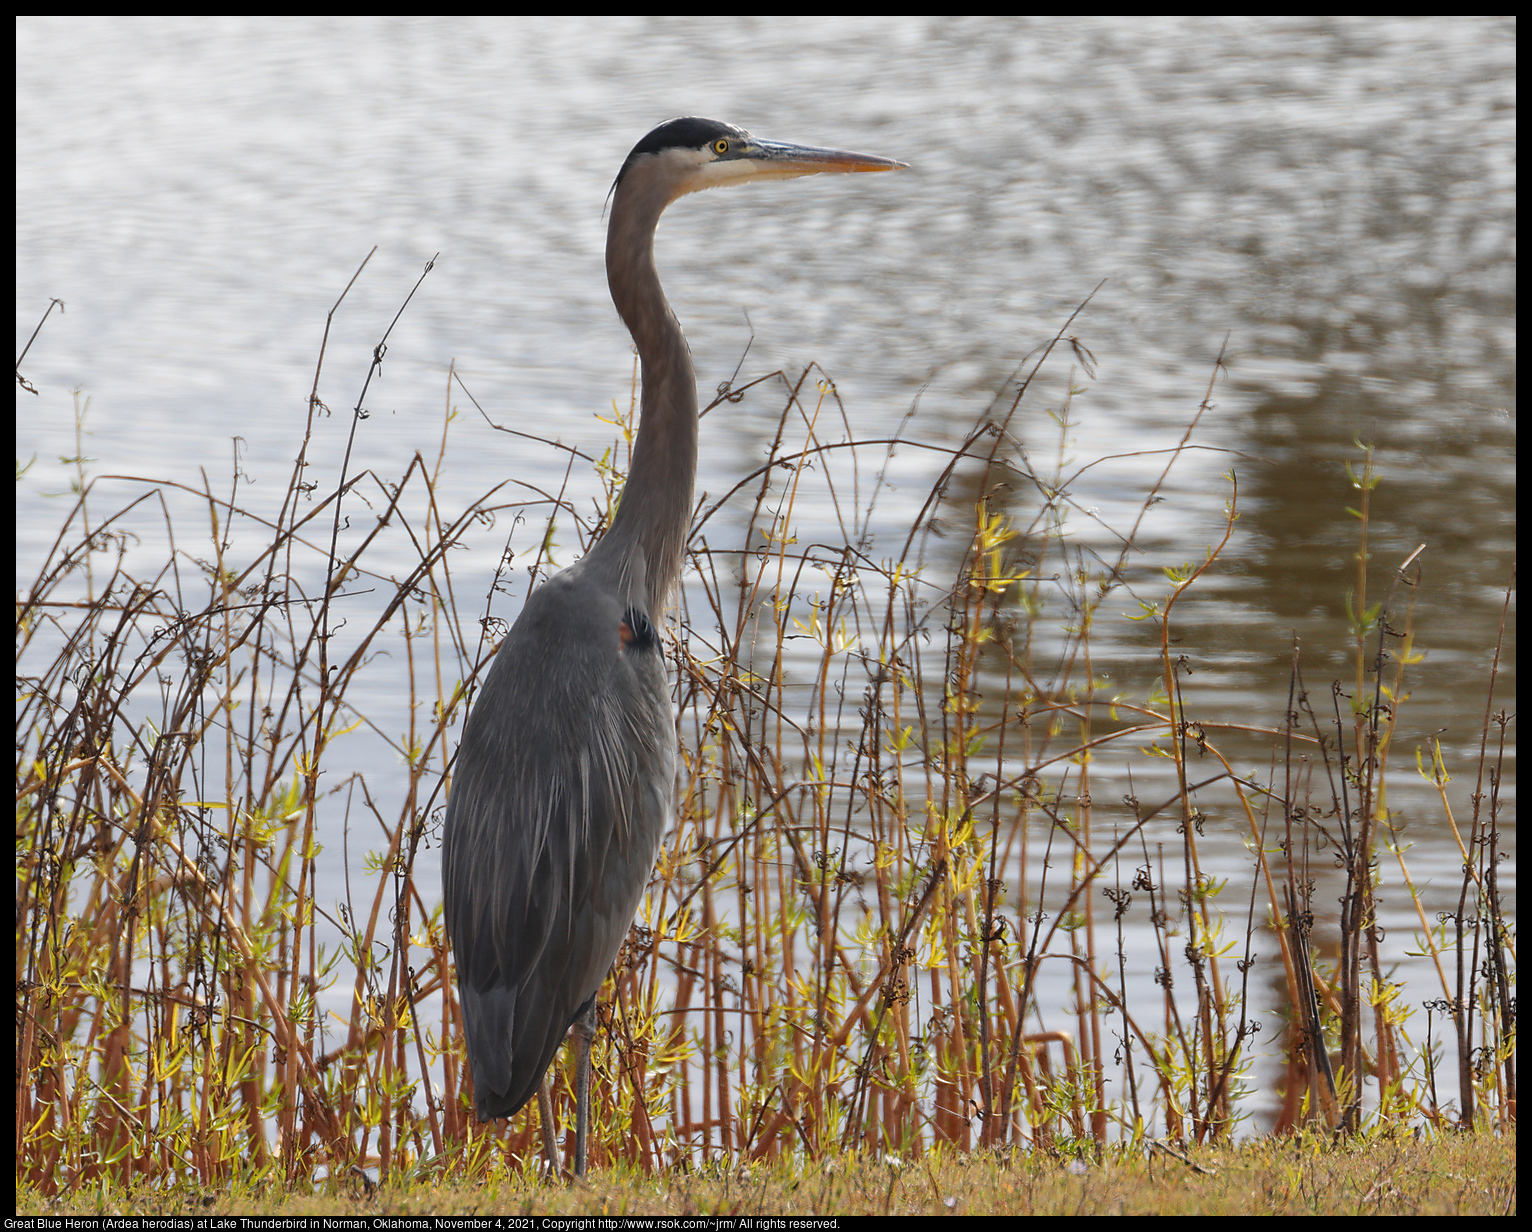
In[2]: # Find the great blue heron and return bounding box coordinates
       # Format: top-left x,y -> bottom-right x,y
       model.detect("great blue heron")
441,117 -> 904,1175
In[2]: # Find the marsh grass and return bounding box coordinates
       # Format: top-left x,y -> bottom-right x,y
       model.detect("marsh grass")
14,268 -> 1515,1196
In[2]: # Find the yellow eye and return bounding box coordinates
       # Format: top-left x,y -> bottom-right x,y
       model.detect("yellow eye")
713,138 -> 730,155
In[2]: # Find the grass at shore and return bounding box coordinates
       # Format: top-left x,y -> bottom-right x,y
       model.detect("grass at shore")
16,271 -> 1514,1197
16,1129 -> 1515,1217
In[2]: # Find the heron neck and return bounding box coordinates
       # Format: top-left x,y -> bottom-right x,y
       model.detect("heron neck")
599,185 -> 699,615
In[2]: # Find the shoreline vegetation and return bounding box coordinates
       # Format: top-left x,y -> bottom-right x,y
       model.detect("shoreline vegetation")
15,269 -> 1514,1207
14,1131 -> 1519,1216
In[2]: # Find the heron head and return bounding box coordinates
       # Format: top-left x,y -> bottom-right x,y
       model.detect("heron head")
611,117 -> 906,208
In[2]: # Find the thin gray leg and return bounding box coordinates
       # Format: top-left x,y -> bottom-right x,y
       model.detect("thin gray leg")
572,1000 -> 598,1176
537,1080 -> 560,1176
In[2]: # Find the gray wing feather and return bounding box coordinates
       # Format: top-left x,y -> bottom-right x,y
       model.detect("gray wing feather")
442,564 -> 673,1119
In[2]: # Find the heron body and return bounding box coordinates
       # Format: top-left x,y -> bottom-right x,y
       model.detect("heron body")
441,117 -> 903,1173
443,557 -> 672,1121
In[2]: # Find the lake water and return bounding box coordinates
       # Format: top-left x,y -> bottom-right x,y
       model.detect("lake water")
16,16 -> 1514,1140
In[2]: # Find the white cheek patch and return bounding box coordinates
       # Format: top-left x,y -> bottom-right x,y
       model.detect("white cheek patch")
696,157 -> 813,188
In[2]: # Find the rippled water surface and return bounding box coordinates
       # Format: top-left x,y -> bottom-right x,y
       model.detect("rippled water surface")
17,16 -> 1514,1134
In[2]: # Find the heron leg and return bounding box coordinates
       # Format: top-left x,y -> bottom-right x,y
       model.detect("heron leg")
572,999 -> 598,1176
536,1080 -> 560,1176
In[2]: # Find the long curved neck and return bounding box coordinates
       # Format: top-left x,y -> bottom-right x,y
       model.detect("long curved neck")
596,175 -> 699,616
